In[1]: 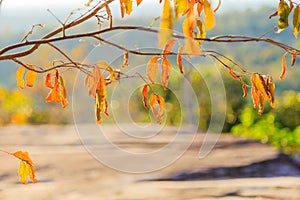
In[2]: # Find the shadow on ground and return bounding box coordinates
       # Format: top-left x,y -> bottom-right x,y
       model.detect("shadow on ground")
149,153 -> 300,181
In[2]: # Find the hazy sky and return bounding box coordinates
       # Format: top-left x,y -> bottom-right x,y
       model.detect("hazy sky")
1,0 -> 276,12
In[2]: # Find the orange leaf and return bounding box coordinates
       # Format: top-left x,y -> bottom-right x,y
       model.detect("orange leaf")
142,85 -> 149,108
122,50 -> 129,68
197,1 -> 204,17
251,73 -> 270,100
149,93 -> 158,117
27,163 -> 38,183
137,0 -> 142,6
162,38 -> 176,60
120,0 -> 125,18
251,86 -> 259,108
149,93 -> 166,124
95,70 -> 107,124
16,65 -> 25,89
242,84 -> 247,98
161,58 -> 172,90
14,151 -> 38,184
177,46 -> 184,74
25,65 -> 37,87
280,53 -> 287,80
13,151 -> 33,165
45,73 -> 53,89
228,68 -> 239,79
291,51 -> 297,67
146,56 -> 160,84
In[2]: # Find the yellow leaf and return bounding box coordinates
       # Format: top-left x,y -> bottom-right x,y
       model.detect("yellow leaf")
18,161 -> 29,184
266,75 -> 275,108
146,56 -> 160,84
175,0 -> 188,19
26,163 -> 38,183
159,0 -> 174,47
293,6 -> 300,38
16,66 -> 25,89
277,0 -> 290,33
25,65 -> 37,87
161,58 -> 172,90
204,0 -> 215,30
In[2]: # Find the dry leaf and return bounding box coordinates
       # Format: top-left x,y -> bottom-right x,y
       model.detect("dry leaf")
177,46 -> 184,74
16,66 -> 25,89
142,85 -> 149,108
161,58 -> 172,90
162,38 -> 176,60
146,56 -> 160,84
25,65 -> 37,87
280,53 -> 287,80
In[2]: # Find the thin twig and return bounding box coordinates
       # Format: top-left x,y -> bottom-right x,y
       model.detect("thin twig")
21,24 -> 44,43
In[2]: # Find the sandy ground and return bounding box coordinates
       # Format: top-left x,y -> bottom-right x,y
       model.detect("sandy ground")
0,124 -> 299,200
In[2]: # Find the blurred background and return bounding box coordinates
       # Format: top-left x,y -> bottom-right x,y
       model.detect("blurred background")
0,0 -> 299,155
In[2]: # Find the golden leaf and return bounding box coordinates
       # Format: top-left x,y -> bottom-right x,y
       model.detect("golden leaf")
204,0 -> 215,30
18,161 -> 29,184
149,93 -> 166,124
25,65 -> 37,87
16,65 -> 25,89
13,151 -> 37,184
122,51 -> 129,68
59,75 -> 69,108
159,0 -> 174,47
137,0 -> 143,6
175,0 -> 188,19
277,0 -> 290,33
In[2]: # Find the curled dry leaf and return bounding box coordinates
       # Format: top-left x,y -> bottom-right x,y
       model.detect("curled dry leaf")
142,85 -> 149,108
162,38 -> 176,60
13,151 -> 37,184
280,53 -> 287,80
122,51 -> 129,68
177,46 -> 184,74
161,58 -> 172,90
95,70 -> 107,124
291,51 -> 297,67
45,71 -> 68,108
149,93 -> 166,124
146,56 -> 160,84
45,73 -> 53,89
251,73 -> 275,114
242,84 -> 247,98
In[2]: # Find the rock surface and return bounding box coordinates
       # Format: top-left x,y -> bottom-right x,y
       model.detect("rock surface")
0,125 -> 299,200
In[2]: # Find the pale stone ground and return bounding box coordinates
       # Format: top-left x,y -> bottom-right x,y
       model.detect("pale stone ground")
0,125 -> 299,200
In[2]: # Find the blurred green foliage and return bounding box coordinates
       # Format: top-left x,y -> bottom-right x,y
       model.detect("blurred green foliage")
0,86 -> 70,125
231,91 -> 300,154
